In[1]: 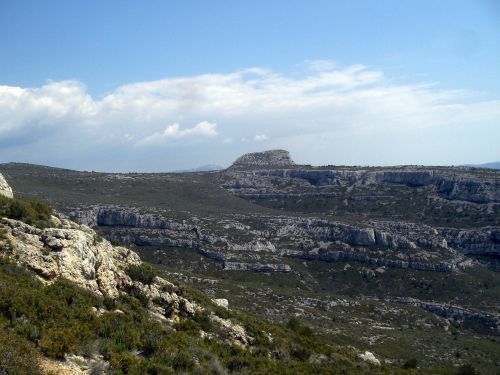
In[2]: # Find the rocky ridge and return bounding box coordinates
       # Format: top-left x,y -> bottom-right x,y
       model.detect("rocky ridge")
230,149 -> 295,168
0,176 -> 254,351
220,151 -> 500,208
67,205 -> 472,273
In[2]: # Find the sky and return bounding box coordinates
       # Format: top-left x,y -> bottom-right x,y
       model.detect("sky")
0,0 -> 499,171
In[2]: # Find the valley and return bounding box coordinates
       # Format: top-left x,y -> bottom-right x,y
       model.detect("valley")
1,149 -> 499,374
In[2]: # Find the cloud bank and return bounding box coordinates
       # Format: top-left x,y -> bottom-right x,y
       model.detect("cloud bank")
0,61 -> 499,171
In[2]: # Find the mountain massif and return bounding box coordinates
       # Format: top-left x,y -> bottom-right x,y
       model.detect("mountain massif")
0,149 -> 499,374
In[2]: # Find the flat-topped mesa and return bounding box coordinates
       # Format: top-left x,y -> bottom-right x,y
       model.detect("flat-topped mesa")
230,149 -> 295,169
0,173 -> 13,199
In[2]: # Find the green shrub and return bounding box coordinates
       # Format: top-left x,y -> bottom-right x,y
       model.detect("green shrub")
286,317 -> 314,338
0,324 -> 43,375
227,356 -> 252,372
0,196 -> 53,228
128,286 -> 150,307
15,321 -> 40,341
40,327 -> 79,358
457,364 -> 478,375
103,296 -> 117,310
402,357 -> 418,369
193,310 -> 213,332
173,351 -> 195,372
125,263 -> 156,284
175,318 -> 201,335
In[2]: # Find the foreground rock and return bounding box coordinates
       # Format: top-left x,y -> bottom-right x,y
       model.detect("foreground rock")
0,215 -> 254,346
1,216 -> 139,298
0,173 -> 13,198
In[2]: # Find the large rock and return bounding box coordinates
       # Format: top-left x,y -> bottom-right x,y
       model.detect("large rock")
230,149 -> 295,168
0,173 -> 13,198
0,217 -> 141,297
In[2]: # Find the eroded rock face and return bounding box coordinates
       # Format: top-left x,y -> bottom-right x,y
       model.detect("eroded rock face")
0,173 -> 13,199
230,150 -> 295,168
441,228 -> 500,257
223,262 -> 291,272
219,152 -> 500,205
67,205 -> 486,273
1,217 -> 140,298
0,216 -> 255,346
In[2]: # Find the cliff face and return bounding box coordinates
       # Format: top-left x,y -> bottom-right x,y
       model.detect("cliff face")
230,149 -> 295,168
66,205 -> 483,274
0,173 -> 13,199
221,166 -> 500,204
1,216 -> 139,298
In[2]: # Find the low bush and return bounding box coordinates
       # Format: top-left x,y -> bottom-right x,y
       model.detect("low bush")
402,357 -> 418,369
457,364 -> 478,375
0,323 -> 43,375
0,196 -> 53,228
286,317 -> 315,338
125,263 -> 156,284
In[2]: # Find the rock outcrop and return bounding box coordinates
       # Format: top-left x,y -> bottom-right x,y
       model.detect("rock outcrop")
0,173 -> 13,198
441,228 -> 500,257
66,205 -> 478,273
359,351 -> 381,366
283,249 -> 457,272
0,215 -> 258,348
220,152 -> 500,205
223,261 -> 291,272
0,215 -> 200,315
390,297 -> 500,332
230,149 -> 295,168
1,216 -> 141,298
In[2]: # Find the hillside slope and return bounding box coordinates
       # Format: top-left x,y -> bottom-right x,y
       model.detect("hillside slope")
1,151 -> 499,374
0,181 -> 406,374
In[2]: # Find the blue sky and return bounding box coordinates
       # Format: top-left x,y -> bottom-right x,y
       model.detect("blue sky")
0,0 -> 499,171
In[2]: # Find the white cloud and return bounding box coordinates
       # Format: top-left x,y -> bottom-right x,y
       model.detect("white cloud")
0,61 -> 499,169
254,134 -> 268,141
138,121 -> 217,145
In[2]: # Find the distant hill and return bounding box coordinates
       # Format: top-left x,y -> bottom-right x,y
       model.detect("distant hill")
465,162 -> 500,169
171,164 -> 224,173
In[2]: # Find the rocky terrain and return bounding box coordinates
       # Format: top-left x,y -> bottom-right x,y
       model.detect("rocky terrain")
2,175 -> 388,374
1,151 -> 499,373
220,150 -> 499,205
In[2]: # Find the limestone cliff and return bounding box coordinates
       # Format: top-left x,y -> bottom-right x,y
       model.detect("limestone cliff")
0,173 -> 13,198
67,205 -> 473,273
230,149 -> 295,168
220,151 -> 500,205
1,216 -> 140,298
